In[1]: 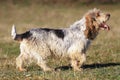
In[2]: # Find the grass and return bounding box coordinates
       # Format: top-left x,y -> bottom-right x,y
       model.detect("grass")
0,3 -> 120,80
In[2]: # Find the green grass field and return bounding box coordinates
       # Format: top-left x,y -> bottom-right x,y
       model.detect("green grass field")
0,3 -> 120,80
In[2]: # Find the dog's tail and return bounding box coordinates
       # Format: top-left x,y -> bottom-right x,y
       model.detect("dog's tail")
11,25 -> 17,40
11,25 -> 32,41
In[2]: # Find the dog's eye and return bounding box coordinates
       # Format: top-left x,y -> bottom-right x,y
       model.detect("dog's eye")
96,12 -> 100,17
103,21 -> 105,23
92,18 -> 96,21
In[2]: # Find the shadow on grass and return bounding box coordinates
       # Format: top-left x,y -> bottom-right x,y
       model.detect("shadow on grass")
82,63 -> 120,69
55,63 -> 120,71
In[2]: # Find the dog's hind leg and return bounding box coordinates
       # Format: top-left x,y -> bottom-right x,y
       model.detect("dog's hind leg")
16,54 -> 26,71
36,57 -> 52,72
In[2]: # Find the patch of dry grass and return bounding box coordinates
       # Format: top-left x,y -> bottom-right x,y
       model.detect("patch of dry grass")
0,3 -> 120,80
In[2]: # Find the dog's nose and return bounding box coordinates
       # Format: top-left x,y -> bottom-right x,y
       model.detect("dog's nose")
106,13 -> 110,17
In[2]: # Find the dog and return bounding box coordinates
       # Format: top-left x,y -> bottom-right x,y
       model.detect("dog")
11,8 -> 110,71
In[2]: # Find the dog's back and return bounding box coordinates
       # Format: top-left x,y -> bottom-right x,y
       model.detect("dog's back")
11,25 -> 69,57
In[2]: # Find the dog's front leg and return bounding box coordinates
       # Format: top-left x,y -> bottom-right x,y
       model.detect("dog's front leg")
77,53 -> 86,70
70,59 -> 82,71
70,53 -> 86,71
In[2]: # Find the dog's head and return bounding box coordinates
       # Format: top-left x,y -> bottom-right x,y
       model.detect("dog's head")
84,8 -> 110,40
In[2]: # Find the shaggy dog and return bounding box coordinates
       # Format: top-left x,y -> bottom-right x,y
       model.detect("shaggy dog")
11,8 -> 110,71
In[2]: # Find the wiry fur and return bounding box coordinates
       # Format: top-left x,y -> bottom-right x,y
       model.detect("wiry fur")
11,8 -> 110,71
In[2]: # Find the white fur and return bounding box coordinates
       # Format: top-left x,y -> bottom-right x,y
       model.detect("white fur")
11,25 -> 16,40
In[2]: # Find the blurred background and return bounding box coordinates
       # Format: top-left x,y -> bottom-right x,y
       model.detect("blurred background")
0,0 -> 120,79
